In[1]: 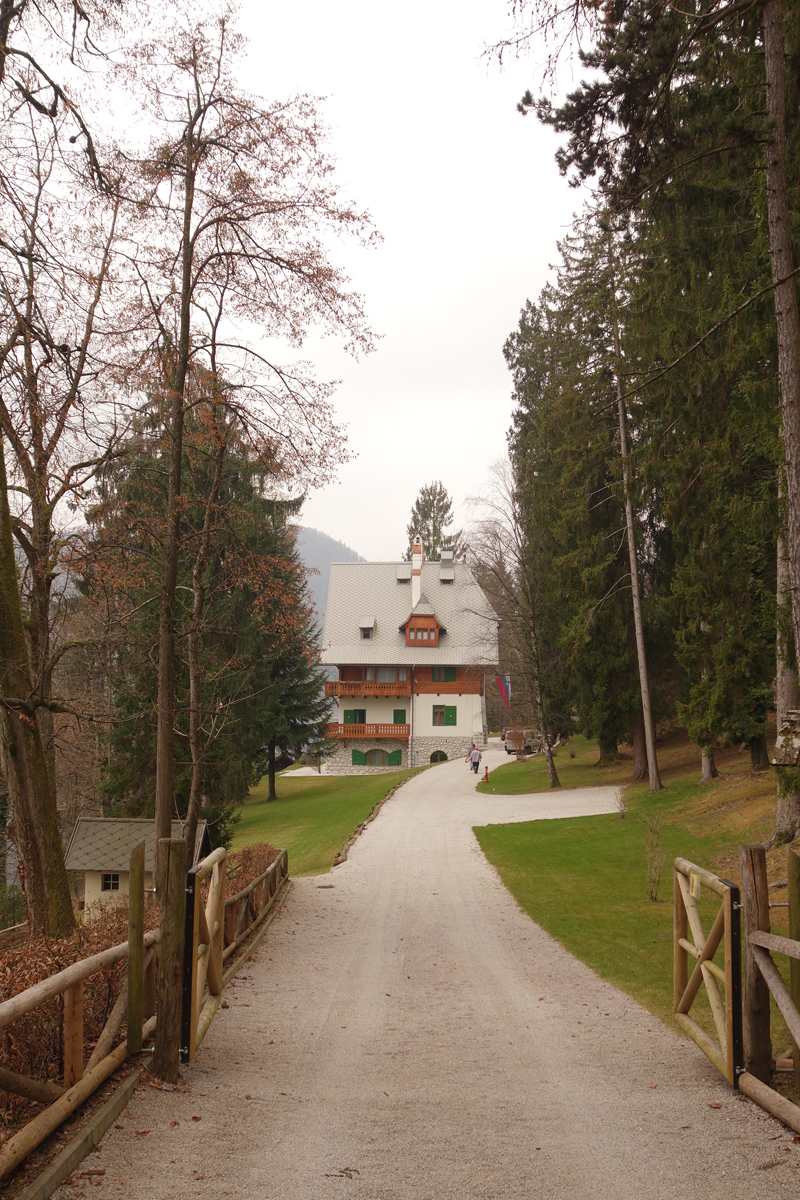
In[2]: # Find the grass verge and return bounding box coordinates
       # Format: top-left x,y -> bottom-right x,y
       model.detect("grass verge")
233,767 -> 424,876
474,727 -> 798,1101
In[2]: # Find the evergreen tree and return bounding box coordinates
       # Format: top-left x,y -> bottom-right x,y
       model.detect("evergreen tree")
405,482 -> 463,560
80,406 -> 332,845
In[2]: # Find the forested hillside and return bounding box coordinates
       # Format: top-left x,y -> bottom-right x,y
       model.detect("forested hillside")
296,527 -> 365,626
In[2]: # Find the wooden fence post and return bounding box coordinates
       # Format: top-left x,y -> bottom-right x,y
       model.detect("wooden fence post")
789,845 -> 800,1084
127,840 -> 145,1054
62,983 -> 83,1087
673,865 -> 687,1011
740,845 -> 772,1083
153,838 -> 186,1083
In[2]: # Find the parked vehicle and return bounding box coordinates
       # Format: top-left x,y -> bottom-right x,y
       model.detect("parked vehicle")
505,728 -> 536,756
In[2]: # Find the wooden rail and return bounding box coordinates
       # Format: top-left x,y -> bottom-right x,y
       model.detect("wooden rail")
327,723 -> 410,739
738,843 -> 800,1134
180,848 -> 289,1062
0,841 -> 158,1183
181,847 -> 226,1063
673,857 -> 743,1086
325,681 -> 412,697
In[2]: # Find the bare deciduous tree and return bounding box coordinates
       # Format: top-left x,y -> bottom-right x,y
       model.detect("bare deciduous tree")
114,7 -> 376,866
468,459 -> 560,788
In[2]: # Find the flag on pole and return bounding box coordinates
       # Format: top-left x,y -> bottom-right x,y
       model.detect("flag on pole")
495,675 -> 511,711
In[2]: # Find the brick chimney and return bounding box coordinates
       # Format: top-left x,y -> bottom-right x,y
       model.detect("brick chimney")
411,537 -> 423,607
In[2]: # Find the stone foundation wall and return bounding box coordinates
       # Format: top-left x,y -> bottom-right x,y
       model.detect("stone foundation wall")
326,739 -> 409,775
410,735 -> 476,767
327,734 -> 488,774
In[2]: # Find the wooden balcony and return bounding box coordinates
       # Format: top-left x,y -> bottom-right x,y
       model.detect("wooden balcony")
325,681 -> 411,697
327,723 -> 410,740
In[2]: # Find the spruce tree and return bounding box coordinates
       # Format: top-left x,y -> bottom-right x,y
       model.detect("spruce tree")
405,482 -> 463,560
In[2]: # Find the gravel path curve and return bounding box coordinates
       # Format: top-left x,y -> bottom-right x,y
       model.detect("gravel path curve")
57,740 -> 800,1198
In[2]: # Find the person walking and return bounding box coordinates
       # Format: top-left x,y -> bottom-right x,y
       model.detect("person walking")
469,745 -> 482,774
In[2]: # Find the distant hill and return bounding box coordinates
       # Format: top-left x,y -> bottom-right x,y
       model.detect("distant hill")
296,527 -> 365,628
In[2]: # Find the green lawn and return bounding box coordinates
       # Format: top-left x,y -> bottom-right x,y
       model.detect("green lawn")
474,801 -> 727,1027
474,729 -> 797,1093
233,768 -> 424,876
478,734 -> 632,794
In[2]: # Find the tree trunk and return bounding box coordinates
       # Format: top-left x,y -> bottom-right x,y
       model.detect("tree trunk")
632,710 -> 648,781
611,275 -> 662,792
154,149 -> 199,873
598,734 -> 619,764
0,440 -> 74,935
267,736 -> 277,801
763,0 -> 800,680
776,523 -> 800,840
749,735 -> 770,773
184,418 -> 227,861
701,746 -> 718,782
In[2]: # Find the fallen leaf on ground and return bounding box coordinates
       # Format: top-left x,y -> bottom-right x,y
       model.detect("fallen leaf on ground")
170,1121 -> 179,1127
192,1115 -> 202,1122
134,1130 -> 150,1136
708,1102 -> 722,1109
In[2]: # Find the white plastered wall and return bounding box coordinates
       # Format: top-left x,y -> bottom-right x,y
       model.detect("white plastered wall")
83,869 -> 154,922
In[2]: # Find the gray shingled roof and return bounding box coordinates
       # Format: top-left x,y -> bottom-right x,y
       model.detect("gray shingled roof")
321,560 -> 499,666
64,819 -> 209,873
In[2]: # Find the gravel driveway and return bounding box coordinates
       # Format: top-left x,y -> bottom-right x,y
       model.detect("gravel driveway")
58,739 -> 800,1198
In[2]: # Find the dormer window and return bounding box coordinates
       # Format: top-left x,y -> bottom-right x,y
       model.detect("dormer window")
402,617 -> 442,647
359,615 -> 376,640
361,627 -> 373,640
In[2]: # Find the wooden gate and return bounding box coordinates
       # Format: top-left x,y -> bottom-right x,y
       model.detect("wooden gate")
181,846 -> 227,1062
673,857 -> 743,1086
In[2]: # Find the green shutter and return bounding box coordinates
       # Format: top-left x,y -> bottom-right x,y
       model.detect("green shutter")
343,710 -> 356,725
444,667 -> 457,682
444,706 -> 457,726
352,749 -> 366,765
393,709 -> 406,724
388,749 -> 402,766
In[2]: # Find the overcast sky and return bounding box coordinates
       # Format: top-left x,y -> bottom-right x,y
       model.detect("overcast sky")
240,0 -> 581,560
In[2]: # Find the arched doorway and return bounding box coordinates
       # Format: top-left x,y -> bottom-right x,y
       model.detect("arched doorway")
430,750 -> 448,763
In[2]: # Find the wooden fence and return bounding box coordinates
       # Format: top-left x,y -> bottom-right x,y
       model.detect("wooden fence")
673,857 -> 743,1085
0,840 -> 290,1185
181,847 -> 289,1062
674,849 -> 800,1135
0,840 -> 158,1183
737,844 -> 800,1133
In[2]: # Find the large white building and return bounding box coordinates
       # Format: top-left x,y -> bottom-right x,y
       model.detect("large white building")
321,541 -> 500,773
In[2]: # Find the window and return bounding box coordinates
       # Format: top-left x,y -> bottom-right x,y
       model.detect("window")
432,667 -> 457,682
393,709 -> 406,724
434,705 -> 457,727
430,751 -> 448,763
102,873 -> 119,892
365,667 -> 374,680
376,667 -> 395,683
398,667 -> 408,681
365,749 -> 389,765
361,627 -> 373,640
343,710 -> 366,724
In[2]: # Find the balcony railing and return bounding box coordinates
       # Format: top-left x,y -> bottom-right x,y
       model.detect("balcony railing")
327,723 -> 410,740
325,681 -> 412,697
